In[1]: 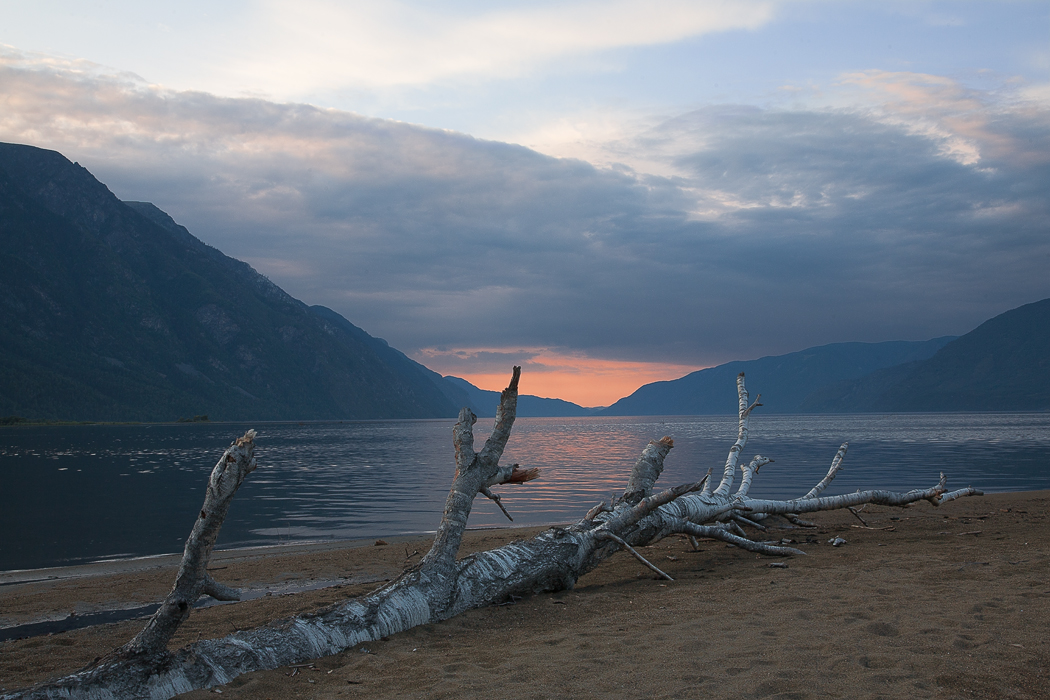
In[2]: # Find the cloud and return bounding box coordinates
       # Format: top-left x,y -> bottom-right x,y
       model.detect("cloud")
0,1 -> 776,102
2,53 -> 1048,383
226,0 -> 776,93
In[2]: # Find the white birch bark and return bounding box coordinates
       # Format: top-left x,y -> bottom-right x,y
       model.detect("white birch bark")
3,371 -> 983,700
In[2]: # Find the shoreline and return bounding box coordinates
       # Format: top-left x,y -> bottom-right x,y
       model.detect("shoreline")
2,491 -> 1047,698
0,526 -> 558,640
4,483 -> 1048,580
0,522 -> 557,585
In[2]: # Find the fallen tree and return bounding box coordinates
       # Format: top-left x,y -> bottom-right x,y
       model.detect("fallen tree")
5,370 -> 982,700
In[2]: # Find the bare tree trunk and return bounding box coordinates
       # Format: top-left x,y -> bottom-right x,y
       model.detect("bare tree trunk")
3,370 -> 982,700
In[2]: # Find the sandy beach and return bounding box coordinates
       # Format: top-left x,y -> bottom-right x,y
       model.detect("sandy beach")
1,490 -> 1047,699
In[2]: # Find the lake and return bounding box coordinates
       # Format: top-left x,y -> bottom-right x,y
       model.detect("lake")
2,413 -> 1049,572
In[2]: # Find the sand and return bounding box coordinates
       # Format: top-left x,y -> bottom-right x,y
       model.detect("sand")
1,491 -> 1048,699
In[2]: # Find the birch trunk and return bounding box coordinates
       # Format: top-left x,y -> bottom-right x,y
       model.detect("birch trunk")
4,370 -> 983,700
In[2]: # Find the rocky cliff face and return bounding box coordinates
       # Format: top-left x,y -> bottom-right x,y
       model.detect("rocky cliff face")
0,142 -> 461,421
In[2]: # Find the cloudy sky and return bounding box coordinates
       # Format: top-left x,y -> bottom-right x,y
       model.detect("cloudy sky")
2,1 -> 1048,406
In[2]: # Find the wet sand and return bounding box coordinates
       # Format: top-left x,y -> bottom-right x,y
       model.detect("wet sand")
1,491 -> 1048,699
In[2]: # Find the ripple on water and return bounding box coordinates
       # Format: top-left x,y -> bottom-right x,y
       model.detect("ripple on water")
1,413 -> 1048,570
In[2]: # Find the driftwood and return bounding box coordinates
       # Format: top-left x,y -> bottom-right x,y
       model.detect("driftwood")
4,370 -> 983,699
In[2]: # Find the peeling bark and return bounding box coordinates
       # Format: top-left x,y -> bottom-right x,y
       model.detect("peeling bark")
4,370 -> 983,700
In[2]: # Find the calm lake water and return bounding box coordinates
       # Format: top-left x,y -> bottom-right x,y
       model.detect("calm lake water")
2,413 -> 1049,572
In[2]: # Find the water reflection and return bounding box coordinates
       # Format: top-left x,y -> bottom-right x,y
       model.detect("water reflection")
1,413 -> 1049,571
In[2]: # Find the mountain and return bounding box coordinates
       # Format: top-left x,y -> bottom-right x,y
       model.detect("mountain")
802,298 -> 1050,412
599,338 -> 956,415
442,376 -> 597,417
0,142 -> 464,421
306,304 -> 473,412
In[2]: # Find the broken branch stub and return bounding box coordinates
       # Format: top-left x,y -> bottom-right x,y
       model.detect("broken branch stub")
5,372 -> 984,700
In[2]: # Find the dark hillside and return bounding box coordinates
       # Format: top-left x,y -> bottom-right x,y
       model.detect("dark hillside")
874,298 -> 1050,411
801,298 -> 1050,412
0,143 -> 460,421
600,338 -> 955,415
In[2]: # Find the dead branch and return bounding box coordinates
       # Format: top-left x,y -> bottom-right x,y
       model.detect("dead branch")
480,486 -> 514,521
594,532 -> 674,581
119,430 -> 258,656
5,371 -> 983,700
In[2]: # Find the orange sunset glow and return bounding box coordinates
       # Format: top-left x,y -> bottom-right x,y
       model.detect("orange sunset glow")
418,348 -> 701,407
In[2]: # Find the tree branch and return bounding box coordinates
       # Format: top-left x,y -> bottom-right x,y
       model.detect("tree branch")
623,436 -> 675,502
680,522 -> 804,556
735,456 -> 772,499
713,373 -> 761,497
480,486 -> 514,521
595,532 -> 674,581
478,366 -> 520,472
423,368 -> 522,569
118,430 -> 257,656
801,442 -> 848,500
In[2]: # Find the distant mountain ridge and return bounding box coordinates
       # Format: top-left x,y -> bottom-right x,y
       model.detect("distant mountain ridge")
442,376 -> 596,417
802,298 -> 1050,412
599,338 -> 957,415
602,296 -> 1050,415
0,142 -> 467,421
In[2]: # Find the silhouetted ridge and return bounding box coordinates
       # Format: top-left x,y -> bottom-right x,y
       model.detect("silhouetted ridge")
803,298 -> 1050,412
600,338 -> 956,415
441,376 -> 597,417
0,142 -> 461,421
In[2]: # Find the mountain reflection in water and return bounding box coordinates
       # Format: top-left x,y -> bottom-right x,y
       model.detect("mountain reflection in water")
2,413 -> 1049,571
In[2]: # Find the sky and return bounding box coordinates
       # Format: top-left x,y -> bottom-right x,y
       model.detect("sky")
1,1 -> 1048,406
